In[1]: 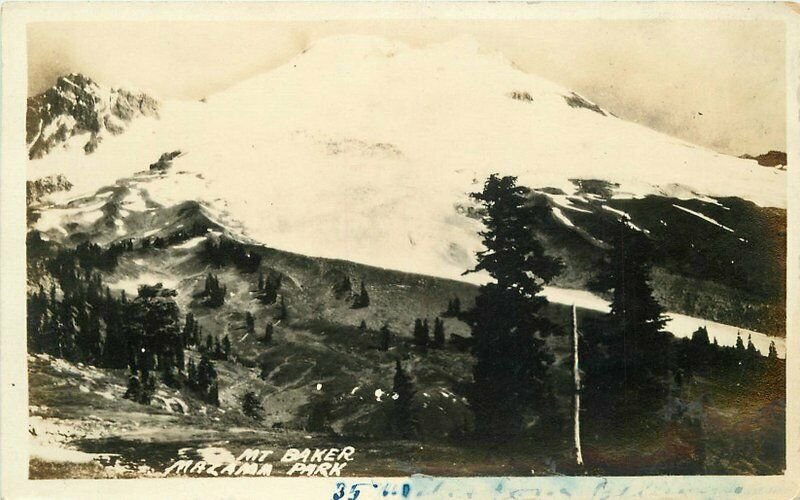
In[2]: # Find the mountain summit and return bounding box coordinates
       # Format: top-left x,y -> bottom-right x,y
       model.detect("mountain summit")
27,36 -> 786,289
26,73 -> 159,159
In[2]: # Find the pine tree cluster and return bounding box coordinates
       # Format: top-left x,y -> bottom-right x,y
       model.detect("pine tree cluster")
256,272 -> 283,305
27,244 -> 222,408
351,281 -> 370,309
204,237 -> 262,273
443,296 -> 461,317
412,317 -> 446,349
203,273 -> 227,308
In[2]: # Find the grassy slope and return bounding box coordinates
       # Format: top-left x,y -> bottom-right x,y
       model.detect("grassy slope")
29,235 -> 784,478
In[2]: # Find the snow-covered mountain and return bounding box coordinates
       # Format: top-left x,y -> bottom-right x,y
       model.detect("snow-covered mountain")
27,35 -> 787,340
26,73 -> 159,159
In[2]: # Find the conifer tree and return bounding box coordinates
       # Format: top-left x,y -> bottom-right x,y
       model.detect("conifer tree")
463,174 -> 563,437
187,358 -> 198,389
264,322 -> 274,343
208,382 -> 220,406
205,334 -> 214,353
333,275 -> 352,300
242,391 -> 264,420
245,312 -> 255,334
433,318 -> 445,348
445,296 -> 462,317
413,318 -> 429,348
204,273 -> 226,307
352,281 -> 370,309
124,375 -> 141,402
222,335 -> 231,360
182,312 -> 195,346
391,359 -> 417,438
214,337 -> 223,359
768,341 -> 778,360
306,394 -> 333,433
359,320 -> 367,333
276,295 -> 288,321
259,273 -> 281,304
140,373 -> 156,405
583,219 -> 671,422
196,354 -> 219,405
379,324 -> 391,351
747,334 -> 758,356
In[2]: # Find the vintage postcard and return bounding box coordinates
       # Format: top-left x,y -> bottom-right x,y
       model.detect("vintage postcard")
1,2 -> 799,498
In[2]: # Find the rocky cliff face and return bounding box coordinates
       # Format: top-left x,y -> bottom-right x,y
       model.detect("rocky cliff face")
26,73 -> 159,159
26,174 -> 73,204
740,150 -> 787,168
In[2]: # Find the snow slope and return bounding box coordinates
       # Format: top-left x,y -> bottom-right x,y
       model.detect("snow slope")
29,34 -> 786,293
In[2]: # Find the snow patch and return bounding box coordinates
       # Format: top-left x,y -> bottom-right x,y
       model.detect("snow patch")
551,207 -> 575,228
672,204 -> 734,232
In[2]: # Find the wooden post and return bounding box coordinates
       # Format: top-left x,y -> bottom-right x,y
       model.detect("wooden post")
573,304 -> 584,467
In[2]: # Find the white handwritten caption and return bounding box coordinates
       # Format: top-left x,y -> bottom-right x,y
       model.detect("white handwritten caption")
164,446 -> 356,477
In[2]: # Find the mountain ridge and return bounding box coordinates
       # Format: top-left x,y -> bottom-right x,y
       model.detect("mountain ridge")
26,73 -> 159,159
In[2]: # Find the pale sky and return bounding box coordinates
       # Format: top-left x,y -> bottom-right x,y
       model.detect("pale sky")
28,20 -> 785,156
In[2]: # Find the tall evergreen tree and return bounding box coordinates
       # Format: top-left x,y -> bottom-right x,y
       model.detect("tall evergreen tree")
214,337 -> 223,359
276,295 -> 288,321
583,219 -> 671,424
379,324 -> 391,351
182,312 -> 195,346
463,174 -> 563,437
352,281 -> 370,309
245,312 -> 255,334
204,273 -> 226,307
768,341 -> 778,360
433,318 -> 446,348
196,354 -> 220,405
187,358 -> 198,389
241,391 -> 264,420
391,359 -> 417,438
413,318 -> 429,348
205,334 -> 214,353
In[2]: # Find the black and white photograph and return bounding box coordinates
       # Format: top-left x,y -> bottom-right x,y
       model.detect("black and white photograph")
1,2 -> 798,498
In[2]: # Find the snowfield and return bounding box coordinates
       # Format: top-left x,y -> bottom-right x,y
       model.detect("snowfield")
28,36 -> 786,282
27,35 -> 787,355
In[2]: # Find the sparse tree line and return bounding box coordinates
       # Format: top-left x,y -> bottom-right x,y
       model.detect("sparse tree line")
452,173 -> 785,469
204,237 -> 262,273
356,174 -> 784,451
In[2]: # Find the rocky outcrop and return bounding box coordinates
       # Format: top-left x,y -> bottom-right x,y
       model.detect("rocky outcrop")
26,175 -> 73,204
26,73 -> 159,159
740,150 -> 787,168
